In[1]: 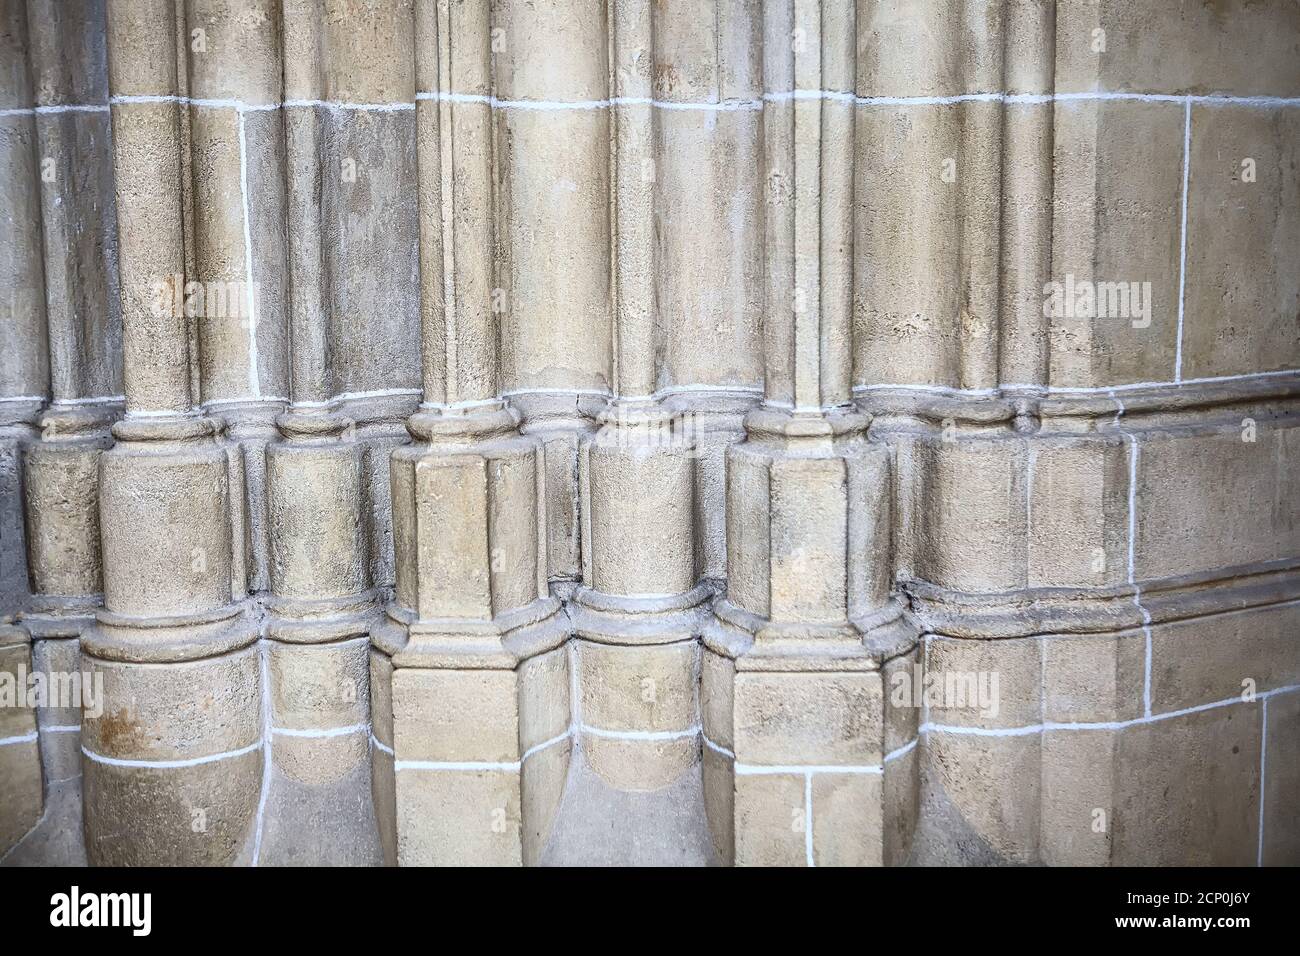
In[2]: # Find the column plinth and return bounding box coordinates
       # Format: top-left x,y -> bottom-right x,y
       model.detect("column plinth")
374,403 -> 570,865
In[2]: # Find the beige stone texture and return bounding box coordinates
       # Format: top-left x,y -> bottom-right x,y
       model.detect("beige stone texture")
812,772 -> 883,867
734,772 -> 806,867
1112,705 -> 1261,866
396,768 -> 522,867
1262,690 -> 1300,866
3,0 -> 1299,869
734,670 -> 882,768
1183,106 -> 1300,379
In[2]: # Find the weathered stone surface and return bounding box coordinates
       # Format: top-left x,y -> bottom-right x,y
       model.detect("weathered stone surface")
2,0 -> 1297,869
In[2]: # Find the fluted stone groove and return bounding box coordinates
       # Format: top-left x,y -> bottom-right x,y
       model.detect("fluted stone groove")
2,0 -> 1299,866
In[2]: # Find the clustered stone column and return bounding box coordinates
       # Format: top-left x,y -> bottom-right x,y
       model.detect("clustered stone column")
80,0 -> 261,865
702,0 -> 919,867
372,0 -> 570,866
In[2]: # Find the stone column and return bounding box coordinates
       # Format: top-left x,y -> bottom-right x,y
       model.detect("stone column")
0,0 -> 47,850
374,0 -> 570,866
80,0 -> 261,865
564,0 -> 710,795
19,0 -> 123,798
702,0 -> 919,867
246,0 -> 389,867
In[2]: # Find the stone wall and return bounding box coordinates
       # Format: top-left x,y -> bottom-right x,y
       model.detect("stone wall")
0,0 -> 1296,866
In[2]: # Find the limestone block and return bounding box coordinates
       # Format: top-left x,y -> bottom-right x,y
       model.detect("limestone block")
23,429 -> 107,602
369,649 -> 397,866
393,668 -> 519,765
734,772 -> 806,867
518,645 -> 569,752
734,670 -> 882,769
702,744 -> 735,865
725,433 -> 891,628
266,437 -> 369,603
521,737 -> 570,866
1055,0 -> 1300,98
31,636 -> 83,783
84,750 -> 263,865
856,0 -> 1003,99
267,638 -> 369,784
97,435 -> 236,618
396,768 -> 522,867
495,106 -> 612,394
812,772 -> 882,867
1026,434 -> 1130,591
389,432 -> 544,624
1050,100 -> 1184,389
1041,630 -> 1145,725
1148,602 -> 1300,714
1183,106 -> 1300,379
1112,704 -> 1261,866
1262,691 -> 1300,865
1040,729 -> 1118,867
582,427 -> 697,598
0,630 -> 42,854
899,435 -> 1029,595
1134,422 -> 1300,581
925,635 -> 1040,729
915,731 -> 1042,865
854,99 -> 1004,389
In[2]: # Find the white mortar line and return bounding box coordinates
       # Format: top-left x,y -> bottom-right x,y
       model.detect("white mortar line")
25,90 -> 1300,122
237,109 -> 260,398
805,773 -> 815,868
271,723 -> 369,739
702,735 -> 735,759
520,729 -> 571,763
735,761 -> 883,775
1257,697 -> 1268,868
370,734 -> 394,757
397,758 -> 522,772
923,683 -> 1299,738
579,723 -> 700,742
251,639 -> 272,867
202,395 -> 288,407
853,369 -> 1298,398
80,739 -> 260,769
1174,98 -> 1192,383
884,737 -> 919,763
52,394 -> 125,405
0,731 -> 38,747
1114,393 -> 1156,718
290,387 -> 422,408
282,98 -> 413,112
42,725 -> 80,733
0,103 -> 110,116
